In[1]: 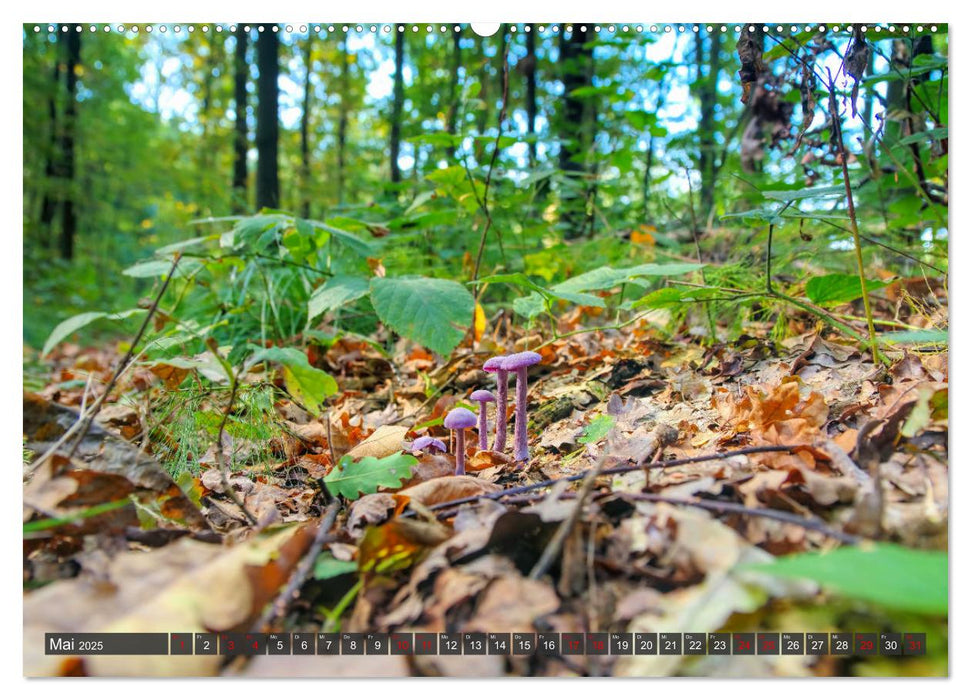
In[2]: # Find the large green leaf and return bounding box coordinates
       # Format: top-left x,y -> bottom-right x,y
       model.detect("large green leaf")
42,309 -> 146,357
249,347 -> 338,412
745,543 -> 947,615
369,275 -> 474,356
308,276 -> 371,323
323,452 -> 417,500
806,273 -> 888,307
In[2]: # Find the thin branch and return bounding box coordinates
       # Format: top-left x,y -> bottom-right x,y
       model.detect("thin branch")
255,501 -> 341,631
529,452 -> 607,580
416,445 -> 804,515
35,255 -> 181,466
622,493 -> 860,544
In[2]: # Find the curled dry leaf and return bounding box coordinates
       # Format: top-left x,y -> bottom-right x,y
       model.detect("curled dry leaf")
399,475 -> 502,507
24,524 -> 316,676
344,424 -> 409,460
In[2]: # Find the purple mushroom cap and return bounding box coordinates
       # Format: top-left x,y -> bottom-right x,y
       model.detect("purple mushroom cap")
469,389 -> 496,403
444,407 -> 477,476
443,407 -> 477,429
482,355 -> 507,373
411,436 -> 447,454
500,351 -> 542,371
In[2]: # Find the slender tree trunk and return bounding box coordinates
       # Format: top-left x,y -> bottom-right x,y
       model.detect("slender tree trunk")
299,34 -> 313,218
39,27 -> 63,247
446,30 -> 461,159
336,34 -> 349,205
695,31 -> 722,221
525,25 -> 538,167
389,29 -> 404,184
200,32 -> 216,201
255,25 -> 280,210
232,24 -> 249,212
59,26 -> 80,261
558,25 -> 593,239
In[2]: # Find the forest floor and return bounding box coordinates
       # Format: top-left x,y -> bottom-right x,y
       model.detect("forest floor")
22,291 -> 948,677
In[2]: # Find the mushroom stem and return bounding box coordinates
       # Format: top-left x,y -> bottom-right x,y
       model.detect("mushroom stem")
493,369 -> 509,452
477,403 -> 489,451
454,429 -> 466,475
513,367 -> 529,462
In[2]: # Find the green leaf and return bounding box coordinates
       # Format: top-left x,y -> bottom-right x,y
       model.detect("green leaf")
762,185 -> 846,201
122,258 -> 203,278
478,273 -> 604,308
323,452 -> 417,500
805,273 -> 888,307
578,415 -> 614,445
630,286 -> 727,310
554,263 -> 705,294
369,276 -> 474,356
303,218 -> 375,257
744,543 -> 947,615
42,309 -> 146,357
308,276 -> 371,322
879,329 -> 948,346
512,292 -> 547,320
313,552 -> 359,580
156,235 -> 217,255
249,347 -> 338,412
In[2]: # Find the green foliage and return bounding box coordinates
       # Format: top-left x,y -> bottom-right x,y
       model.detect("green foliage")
313,553 -> 359,580
578,414 -> 614,445
805,274 -> 889,307
745,543 -> 948,616
322,452 -> 418,500
369,276 -> 474,356
42,309 -> 146,357
249,347 -> 338,413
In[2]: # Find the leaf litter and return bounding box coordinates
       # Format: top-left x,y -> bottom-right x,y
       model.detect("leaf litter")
23,314 -> 948,677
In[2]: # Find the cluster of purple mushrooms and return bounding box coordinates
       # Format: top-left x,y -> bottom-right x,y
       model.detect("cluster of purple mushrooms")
410,351 -> 542,475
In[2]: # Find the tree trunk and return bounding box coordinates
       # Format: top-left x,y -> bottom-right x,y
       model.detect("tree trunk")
299,34 -> 313,218
59,26 -> 80,261
255,26 -> 280,210
199,32 -> 217,200
336,34 -> 349,205
557,25 -> 593,239
389,29 -> 404,184
525,25 -> 538,167
695,31 -> 722,222
446,30 -> 461,159
232,24 -> 249,212
39,26 -> 63,247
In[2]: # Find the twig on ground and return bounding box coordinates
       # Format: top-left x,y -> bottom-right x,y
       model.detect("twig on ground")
529,452 -> 608,580
255,502 -> 341,631
30,256 -> 181,471
412,445 -> 803,516
624,493 -> 860,545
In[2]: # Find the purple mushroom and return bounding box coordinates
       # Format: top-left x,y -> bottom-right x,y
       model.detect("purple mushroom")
443,407 -> 477,475
483,355 -> 509,452
411,436 -> 447,455
469,389 -> 496,451
501,351 -> 543,462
